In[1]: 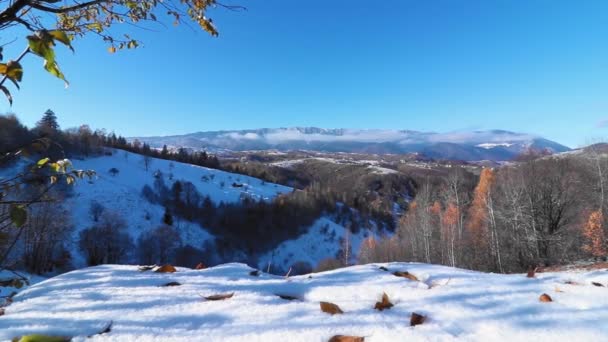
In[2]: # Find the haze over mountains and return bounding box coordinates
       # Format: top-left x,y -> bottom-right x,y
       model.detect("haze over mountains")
135,128 -> 571,161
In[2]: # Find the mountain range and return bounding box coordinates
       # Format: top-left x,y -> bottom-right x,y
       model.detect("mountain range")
134,128 -> 571,161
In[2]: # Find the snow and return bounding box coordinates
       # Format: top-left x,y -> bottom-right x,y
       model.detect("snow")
1,262 -> 607,341
257,217 -> 373,272
367,166 -> 398,175
476,143 -> 514,149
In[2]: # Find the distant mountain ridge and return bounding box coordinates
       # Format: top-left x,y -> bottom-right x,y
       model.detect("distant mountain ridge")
133,127 -> 571,161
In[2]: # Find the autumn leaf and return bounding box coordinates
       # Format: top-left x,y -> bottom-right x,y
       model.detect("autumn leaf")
539,293 -> 553,302
393,271 -> 419,281
155,264 -> 177,273
204,293 -> 234,301
328,336 -> 365,342
374,292 -> 394,311
194,262 -> 206,270
410,312 -> 426,326
320,301 -> 344,315
526,267 -> 537,278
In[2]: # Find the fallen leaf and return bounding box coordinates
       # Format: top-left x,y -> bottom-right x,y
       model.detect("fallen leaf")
0,308 -> 4,316
328,335 -> 365,342
155,265 -> 177,273
277,294 -> 300,301
195,263 -> 206,270
320,301 -> 344,315
526,267 -> 537,278
592,282 -> 605,287
539,293 -> 553,302
555,286 -> 564,293
393,271 -> 419,281
410,312 -> 426,326
204,293 -> 234,301
374,292 -> 394,311
379,266 -> 389,271
161,282 -> 181,287
249,270 -> 260,277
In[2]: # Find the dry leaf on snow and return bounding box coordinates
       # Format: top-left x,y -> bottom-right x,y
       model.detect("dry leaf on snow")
539,293 -> 553,302
155,265 -> 177,273
410,312 -> 426,326
393,271 -> 419,281
320,301 -> 344,315
374,292 -> 394,311
204,293 -> 234,301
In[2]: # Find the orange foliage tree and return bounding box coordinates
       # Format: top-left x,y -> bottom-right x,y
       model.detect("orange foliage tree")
582,210 -> 606,258
466,168 -> 496,268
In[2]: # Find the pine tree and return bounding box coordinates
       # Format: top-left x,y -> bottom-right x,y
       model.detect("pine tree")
36,109 -> 60,135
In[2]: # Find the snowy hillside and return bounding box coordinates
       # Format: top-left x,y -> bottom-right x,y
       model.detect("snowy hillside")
3,149 -> 293,267
1,262 -> 607,341
258,217 -> 375,272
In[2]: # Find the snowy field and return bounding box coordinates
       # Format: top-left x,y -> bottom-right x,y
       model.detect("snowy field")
1,262 -> 608,341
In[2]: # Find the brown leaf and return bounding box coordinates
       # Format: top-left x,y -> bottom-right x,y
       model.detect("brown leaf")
393,271 -> 419,281
155,264 -> 177,273
526,267 -> 537,278
539,293 -> 553,302
328,335 -> 365,342
277,294 -> 300,301
204,293 -> 234,301
410,312 -> 426,326
591,282 -> 605,287
320,301 -> 344,315
161,281 -> 181,287
195,263 -> 206,270
374,292 -> 394,311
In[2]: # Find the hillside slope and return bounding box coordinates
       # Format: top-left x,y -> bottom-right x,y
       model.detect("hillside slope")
0,263 -> 606,341
2,149 -> 293,267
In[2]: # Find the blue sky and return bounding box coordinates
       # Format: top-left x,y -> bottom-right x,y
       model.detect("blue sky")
3,0 -> 608,147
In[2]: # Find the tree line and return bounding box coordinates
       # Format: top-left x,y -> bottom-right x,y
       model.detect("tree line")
359,152 -> 607,273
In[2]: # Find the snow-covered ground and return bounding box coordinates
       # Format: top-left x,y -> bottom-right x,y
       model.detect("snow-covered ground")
1,262 -> 607,341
